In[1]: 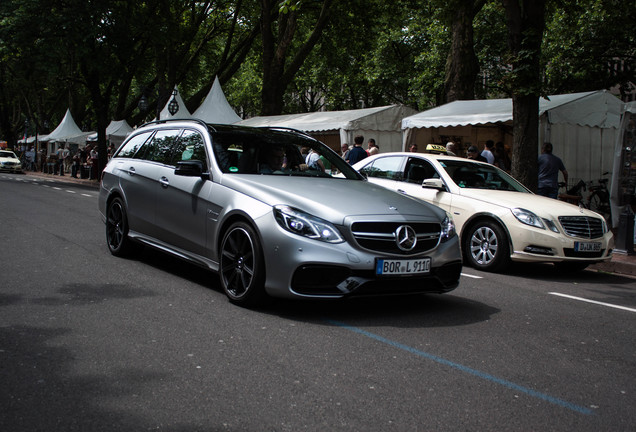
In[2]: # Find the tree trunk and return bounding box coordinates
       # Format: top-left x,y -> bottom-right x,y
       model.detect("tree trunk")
502,0 -> 546,191
444,1 -> 485,103
511,94 -> 539,190
260,0 -> 333,115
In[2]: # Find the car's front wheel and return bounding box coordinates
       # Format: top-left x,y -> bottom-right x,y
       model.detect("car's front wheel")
220,222 -> 267,306
106,197 -> 134,257
463,220 -> 510,272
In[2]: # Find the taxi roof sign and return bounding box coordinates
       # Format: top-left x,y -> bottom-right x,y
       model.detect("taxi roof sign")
424,144 -> 447,154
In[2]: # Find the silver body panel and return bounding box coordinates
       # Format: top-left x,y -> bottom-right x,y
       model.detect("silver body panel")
99,121 -> 462,299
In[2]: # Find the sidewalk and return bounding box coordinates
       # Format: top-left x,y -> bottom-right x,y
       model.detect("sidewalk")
23,170 -> 100,189
19,170 -> 636,277
590,250 -> 636,277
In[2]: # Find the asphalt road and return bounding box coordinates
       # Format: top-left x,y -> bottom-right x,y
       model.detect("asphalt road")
1,172 -> 635,431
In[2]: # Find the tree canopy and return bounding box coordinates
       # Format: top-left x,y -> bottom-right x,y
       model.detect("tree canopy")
0,0 -> 633,186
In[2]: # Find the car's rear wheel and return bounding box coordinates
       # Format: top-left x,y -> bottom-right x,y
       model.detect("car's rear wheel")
463,220 -> 510,272
106,197 -> 134,257
220,222 -> 266,306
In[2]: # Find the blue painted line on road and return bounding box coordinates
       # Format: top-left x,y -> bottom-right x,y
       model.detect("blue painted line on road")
325,319 -> 593,415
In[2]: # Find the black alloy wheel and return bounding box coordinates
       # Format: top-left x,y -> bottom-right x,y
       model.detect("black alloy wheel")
106,197 -> 133,256
220,222 -> 266,306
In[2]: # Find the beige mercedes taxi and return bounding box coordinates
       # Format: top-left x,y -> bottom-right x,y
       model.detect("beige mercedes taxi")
353,149 -> 613,272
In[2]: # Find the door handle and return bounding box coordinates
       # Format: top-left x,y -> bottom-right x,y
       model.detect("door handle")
127,167 -> 136,176
159,176 -> 169,188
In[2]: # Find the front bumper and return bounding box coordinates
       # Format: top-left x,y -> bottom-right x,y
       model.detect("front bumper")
508,221 -> 614,264
258,215 -> 463,299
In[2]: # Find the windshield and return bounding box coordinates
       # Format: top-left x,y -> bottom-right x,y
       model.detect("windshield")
439,159 -> 529,192
210,128 -> 362,180
0,151 -> 17,158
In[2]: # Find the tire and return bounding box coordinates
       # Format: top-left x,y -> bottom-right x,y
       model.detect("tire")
220,222 -> 267,306
463,220 -> 510,272
106,197 -> 134,257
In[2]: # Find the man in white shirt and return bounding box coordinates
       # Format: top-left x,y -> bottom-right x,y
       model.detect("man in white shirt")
481,140 -> 495,164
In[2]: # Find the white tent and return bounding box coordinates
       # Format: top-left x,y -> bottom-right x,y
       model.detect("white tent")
610,101 -> 636,228
193,76 -> 241,124
159,86 -> 192,120
45,108 -> 95,153
86,119 -> 133,146
402,90 -> 624,183
238,105 -> 417,153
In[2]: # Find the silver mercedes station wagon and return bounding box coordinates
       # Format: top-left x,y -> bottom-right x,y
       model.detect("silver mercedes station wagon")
98,119 -> 462,306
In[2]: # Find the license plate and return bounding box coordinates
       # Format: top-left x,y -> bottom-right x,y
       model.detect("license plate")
376,258 -> 431,275
574,242 -> 601,252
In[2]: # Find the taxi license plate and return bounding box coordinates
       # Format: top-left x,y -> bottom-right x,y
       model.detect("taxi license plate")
574,242 -> 601,252
376,258 -> 431,275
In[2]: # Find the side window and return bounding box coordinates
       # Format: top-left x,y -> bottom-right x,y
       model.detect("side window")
116,131 -> 153,158
171,129 -> 208,171
137,129 -> 182,164
403,158 -> 439,184
359,156 -> 403,180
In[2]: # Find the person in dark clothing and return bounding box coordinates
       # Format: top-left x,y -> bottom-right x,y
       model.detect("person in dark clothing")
467,145 -> 487,162
347,135 -> 368,165
537,142 -> 568,199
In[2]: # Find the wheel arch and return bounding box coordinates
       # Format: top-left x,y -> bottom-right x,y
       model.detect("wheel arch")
460,212 -> 513,252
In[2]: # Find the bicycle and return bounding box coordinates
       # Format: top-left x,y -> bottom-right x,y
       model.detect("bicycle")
585,172 -> 611,223
558,179 -> 586,206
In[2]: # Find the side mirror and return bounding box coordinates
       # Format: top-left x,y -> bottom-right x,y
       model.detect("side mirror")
175,160 -> 210,180
421,178 -> 445,190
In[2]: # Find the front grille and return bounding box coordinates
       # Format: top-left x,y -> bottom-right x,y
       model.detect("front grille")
558,216 -> 604,239
351,221 -> 441,255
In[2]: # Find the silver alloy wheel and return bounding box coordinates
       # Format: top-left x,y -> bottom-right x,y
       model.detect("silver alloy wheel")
468,226 -> 499,266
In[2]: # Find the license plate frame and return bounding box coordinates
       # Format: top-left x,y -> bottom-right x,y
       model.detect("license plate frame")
574,241 -> 602,252
376,258 -> 431,276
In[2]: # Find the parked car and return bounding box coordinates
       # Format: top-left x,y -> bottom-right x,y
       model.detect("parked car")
353,150 -> 614,272
98,120 -> 462,305
0,150 -> 22,173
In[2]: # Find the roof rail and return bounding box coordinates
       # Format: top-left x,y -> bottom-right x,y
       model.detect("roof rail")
260,126 -> 315,140
140,118 -> 211,130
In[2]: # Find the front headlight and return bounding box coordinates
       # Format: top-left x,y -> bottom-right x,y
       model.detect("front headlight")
440,213 -> 456,242
274,205 -> 344,243
511,208 -> 545,229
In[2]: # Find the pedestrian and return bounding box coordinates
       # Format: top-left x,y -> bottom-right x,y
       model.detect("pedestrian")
63,146 -> 72,173
367,138 -> 379,156
347,135 -> 368,165
305,147 -> 325,172
446,141 -> 457,156
341,143 -> 350,161
409,143 -> 418,153
55,144 -> 66,176
537,142 -> 568,199
467,145 -> 487,162
481,140 -> 495,164
493,141 -> 511,172
71,149 -> 81,178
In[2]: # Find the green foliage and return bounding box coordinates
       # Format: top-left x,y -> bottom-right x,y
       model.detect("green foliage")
0,0 -> 633,145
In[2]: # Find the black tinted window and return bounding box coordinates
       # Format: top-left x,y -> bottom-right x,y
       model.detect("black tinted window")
403,158 -> 439,184
137,129 -> 182,164
116,131 -> 153,158
170,129 -> 208,170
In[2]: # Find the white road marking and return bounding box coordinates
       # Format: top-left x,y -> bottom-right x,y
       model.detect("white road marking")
461,273 -> 483,279
549,292 -> 636,313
